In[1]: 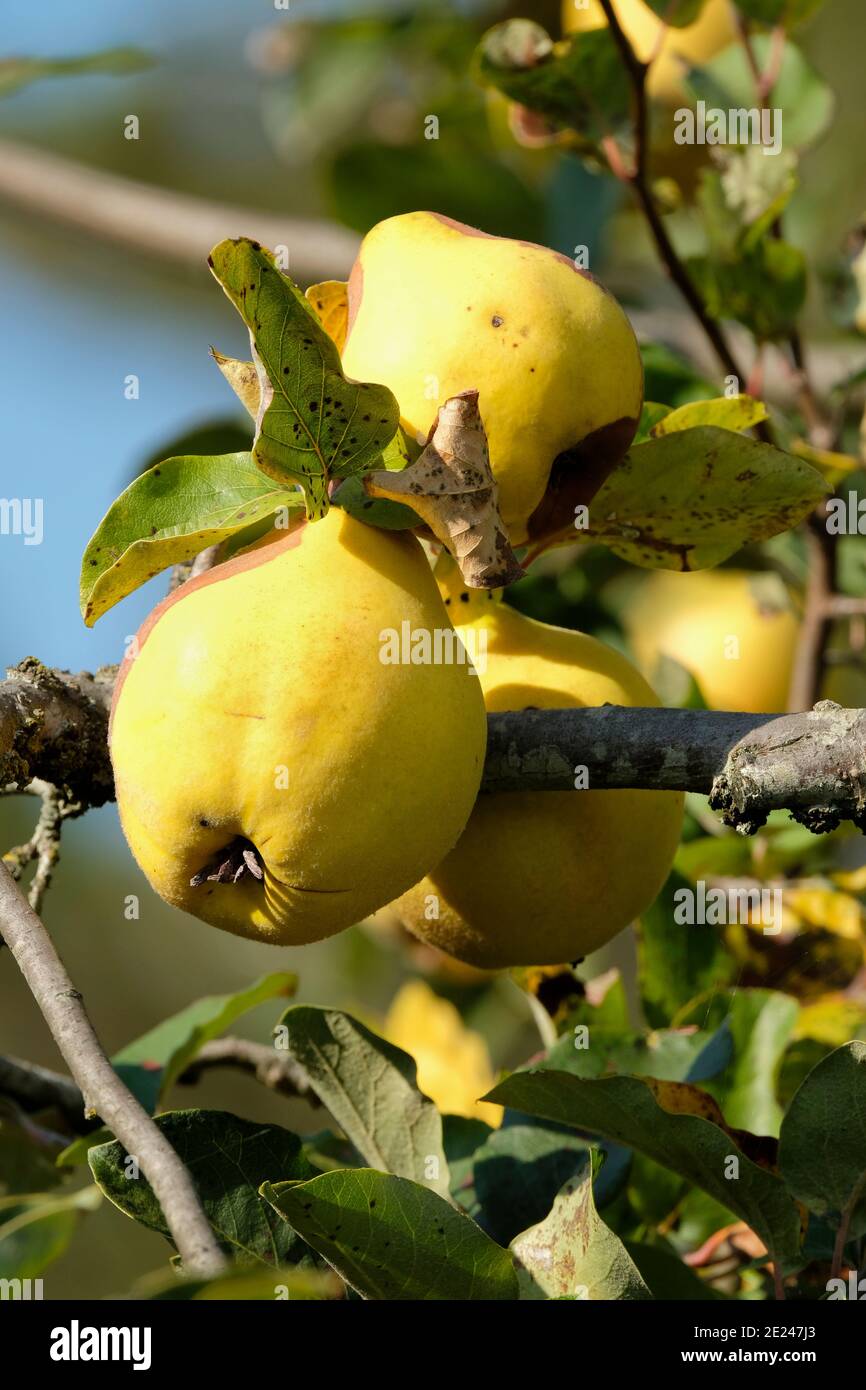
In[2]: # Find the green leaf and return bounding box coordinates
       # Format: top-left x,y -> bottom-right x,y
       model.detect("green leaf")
443,1115 -> 493,1208
262,1169 -> 518,1300
510,1156 -> 651,1301
641,0 -> 707,23
333,476 -> 420,530
779,1041 -> 866,1238
651,395 -> 768,436
332,426 -> 423,530
687,36 -> 834,152
472,1124 -> 591,1245
89,1110 -> 317,1266
0,47 -> 151,98
634,401 -> 673,445
80,453 -> 303,625
485,1071 -> 803,1269
539,1019 -> 731,1085
638,871 -> 733,1028
588,426 -> 827,570
624,1239 -> 722,1300
474,21 -> 631,144
140,1264 -> 343,1301
208,238 -> 399,517
276,1006 -> 450,1197
0,1187 -> 100,1279
716,990 -> 799,1137
640,342 -> 718,408
113,971 -> 297,1114
649,653 -> 710,709
687,239 -> 807,342
0,1105 -> 66,1195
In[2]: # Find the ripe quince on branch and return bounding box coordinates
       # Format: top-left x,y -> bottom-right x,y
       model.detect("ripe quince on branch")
340,211 -> 644,548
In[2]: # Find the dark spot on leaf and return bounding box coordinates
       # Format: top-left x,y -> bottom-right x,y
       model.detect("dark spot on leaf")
492,315 -> 503,327
199,818 -> 210,828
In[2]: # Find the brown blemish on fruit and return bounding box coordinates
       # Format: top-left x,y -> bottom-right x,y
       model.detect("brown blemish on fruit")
525,415 -> 639,546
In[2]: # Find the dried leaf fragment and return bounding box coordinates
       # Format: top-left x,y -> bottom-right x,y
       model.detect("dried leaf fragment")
210,348 -> 260,420
365,390 -> 524,589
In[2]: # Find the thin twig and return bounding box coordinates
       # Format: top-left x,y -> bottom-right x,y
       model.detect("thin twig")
0,864 -> 227,1279
3,780 -> 77,912
597,0 -> 746,388
0,1037 -> 319,1135
176,1038 -> 318,1104
787,509 -> 837,712
0,1053 -> 91,1132
735,19 -> 836,451
830,1207 -> 854,1282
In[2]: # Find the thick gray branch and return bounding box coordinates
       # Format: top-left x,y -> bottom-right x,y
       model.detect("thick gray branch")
0,864 -> 227,1278
3,662 -> 865,835
482,700 -> 866,835
1,659 -> 115,808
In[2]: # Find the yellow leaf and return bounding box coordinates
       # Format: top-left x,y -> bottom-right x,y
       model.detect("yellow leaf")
831,865 -> 866,893
785,885 -> 866,940
793,996 -> 866,1046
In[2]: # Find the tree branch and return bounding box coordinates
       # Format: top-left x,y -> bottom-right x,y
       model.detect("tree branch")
481,701 -> 866,835
176,1038 -> 319,1104
3,662 -> 866,834
0,1052 -> 92,1132
2,780 -> 77,913
0,137 -> 359,282
0,658 -> 115,809
787,509 -> 837,713
0,1037 -> 318,1136
0,864 -> 227,1278
597,0 -> 747,390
